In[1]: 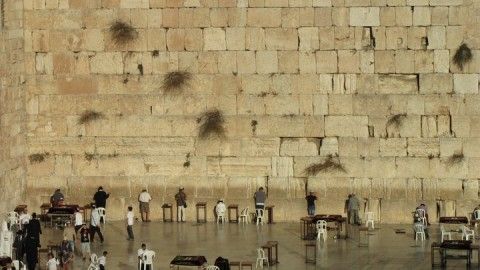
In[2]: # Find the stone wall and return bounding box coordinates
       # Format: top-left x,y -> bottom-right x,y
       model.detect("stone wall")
0,0 -> 27,216
10,0 -> 480,222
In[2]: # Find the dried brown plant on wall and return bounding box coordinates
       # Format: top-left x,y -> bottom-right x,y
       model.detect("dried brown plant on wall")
386,114 -> 407,129
109,21 -> 138,45
78,110 -> 105,125
303,155 -> 347,176
453,44 -> 473,70
445,152 -> 464,168
197,109 -> 226,139
28,152 -> 50,164
161,71 -> 192,94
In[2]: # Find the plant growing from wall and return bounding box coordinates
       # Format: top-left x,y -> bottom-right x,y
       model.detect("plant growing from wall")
197,109 -> 225,139
386,114 -> 407,129
109,21 -> 138,45
78,110 -> 105,125
303,155 -> 347,176
446,152 -> 465,168
161,71 -> 192,94
84,152 -> 96,162
28,152 -> 50,164
183,153 -> 191,168
453,44 -> 473,71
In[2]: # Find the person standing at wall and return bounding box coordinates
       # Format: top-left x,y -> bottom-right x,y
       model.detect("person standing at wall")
126,206 -> 134,241
93,187 -> 110,223
174,187 -> 187,222
348,194 -> 360,225
344,194 -> 352,224
305,191 -> 317,216
254,187 -> 266,210
138,189 -> 152,222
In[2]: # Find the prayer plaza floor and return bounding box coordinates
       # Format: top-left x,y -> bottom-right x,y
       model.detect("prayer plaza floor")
40,221 -> 479,269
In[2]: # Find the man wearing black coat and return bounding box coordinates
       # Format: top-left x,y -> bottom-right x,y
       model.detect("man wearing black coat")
93,186 -> 110,209
25,213 -> 42,247
25,235 -> 38,270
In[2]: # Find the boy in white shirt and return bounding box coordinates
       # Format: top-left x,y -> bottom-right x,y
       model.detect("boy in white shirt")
46,253 -> 59,270
74,208 -> 83,233
127,206 -> 134,240
98,251 -> 108,270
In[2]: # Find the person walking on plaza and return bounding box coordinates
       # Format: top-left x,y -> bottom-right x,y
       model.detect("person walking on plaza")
25,212 -> 42,247
305,191 -> 317,216
90,205 -> 104,243
138,189 -> 152,222
348,194 -> 360,225
98,251 -> 108,270
254,187 -> 266,210
74,208 -> 83,233
46,252 -> 59,270
79,224 -> 91,260
126,206 -> 135,241
175,187 -> 187,222
25,235 -> 39,270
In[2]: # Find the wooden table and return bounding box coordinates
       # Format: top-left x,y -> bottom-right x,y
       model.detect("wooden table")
300,217 -> 316,240
439,216 -> 469,224
196,202 -> 207,223
169,255 -> 207,269
261,241 -> 279,266
305,242 -> 317,264
431,241 -> 480,269
162,203 -> 173,222
228,204 -> 239,223
265,205 -> 274,224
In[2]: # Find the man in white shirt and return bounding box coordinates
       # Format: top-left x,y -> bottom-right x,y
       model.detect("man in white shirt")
137,243 -> 155,270
138,189 -> 152,222
126,206 -> 134,240
19,209 -> 31,229
90,205 -> 104,243
46,253 -> 59,270
74,208 -> 83,233
98,251 -> 108,270
215,199 -> 226,223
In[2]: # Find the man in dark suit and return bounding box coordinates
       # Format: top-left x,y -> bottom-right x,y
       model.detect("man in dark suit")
25,212 -> 42,247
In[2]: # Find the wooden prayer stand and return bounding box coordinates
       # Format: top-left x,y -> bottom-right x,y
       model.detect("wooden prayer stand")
196,202 -> 207,223
162,203 -> 173,222
228,204 -> 239,223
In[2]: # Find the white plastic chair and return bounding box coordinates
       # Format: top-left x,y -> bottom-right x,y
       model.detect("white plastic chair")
414,223 -> 426,242
204,266 -> 220,270
239,207 -> 249,224
256,209 -> 265,225
365,211 -> 375,230
416,209 -> 427,226
12,260 -> 26,270
97,207 -> 106,224
255,248 -> 269,269
316,220 -> 327,242
462,225 -> 475,240
440,225 -> 451,242
216,212 -> 226,224
88,254 -> 99,270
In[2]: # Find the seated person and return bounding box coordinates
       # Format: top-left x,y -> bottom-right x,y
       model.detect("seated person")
50,189 -> 65,207
215,199 -> 226,220
413,213 -> 429,239
416,203 -> 430,225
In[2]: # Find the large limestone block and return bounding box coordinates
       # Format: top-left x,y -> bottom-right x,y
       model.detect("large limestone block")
247,8 -> 281,27
298,27 -> 319,51
268,177 -> 306,199
89,53 -> 123,74
73,156 -> 146,177
272,157 -> 293,177
204,28 -> 226,51
226,27 -> 245,50
419,74 -> 453,94
427,26 -> 446,49
207,157 -> 271,177
396,157 -> 430,178
423,95 -> 465,115
430,158 -> 467,179
253,116 -> 324,137
144,156 -> 206,176
437,179 -> 463,200
226,176 -> 267,200
265,28 -> 298,50
280,138 -> 320,157
325,116 -> 369,137
407,138 -> 440,157
382,200 -> 416,223
377,74 -> 417,94
319,137 -> 338,157
256,51 -> 278,74
379,138 -> 407,157
454,74 -> 479,94
349,7 -> 380,26
363,157 -> 396,178
56,77 -> 98,95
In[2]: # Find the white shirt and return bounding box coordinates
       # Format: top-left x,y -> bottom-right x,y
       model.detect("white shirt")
139,192 -> 152,203
19,213 -> 31,225
138,249 -> 155,264
216,202 -> 226,215
46,258 -> 59,270
127,211 -> 134,226
91,209 -> 100,227
75,212 -> 83,226
98,255 -> 106,265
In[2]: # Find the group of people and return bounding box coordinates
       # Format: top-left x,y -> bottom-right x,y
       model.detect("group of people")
304,192 -> 361,225
12,212 -> 42,270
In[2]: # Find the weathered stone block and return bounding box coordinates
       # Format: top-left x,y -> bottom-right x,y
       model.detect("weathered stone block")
349,7 -> 380,26
419,74 -> 452,94
247,8 -> 282,27
378,74 -> 417,94
325,116 -> 369,137
454,74 -> 479,94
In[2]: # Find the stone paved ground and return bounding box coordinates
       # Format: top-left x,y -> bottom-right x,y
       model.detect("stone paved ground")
37,221 -> 479,269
